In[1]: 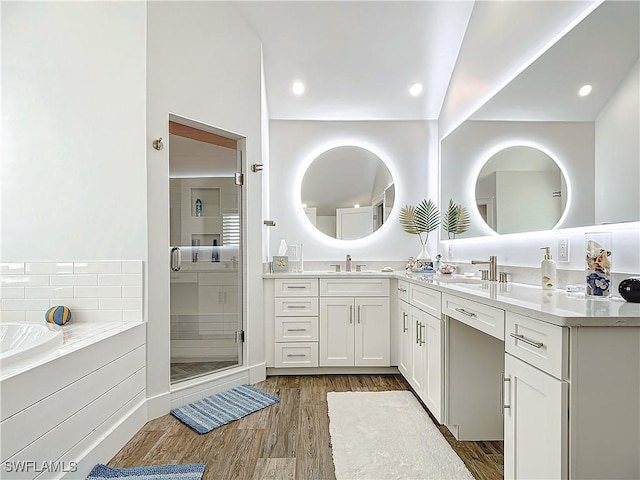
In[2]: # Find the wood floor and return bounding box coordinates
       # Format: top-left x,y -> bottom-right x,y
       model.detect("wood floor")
109,375 -> 503,480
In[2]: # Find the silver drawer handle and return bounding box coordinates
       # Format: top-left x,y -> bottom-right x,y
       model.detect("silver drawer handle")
287,328 -> 307,332
286,285 -> 307,289
455,307 -> 477,317
287,354 -> 306,358
398,287 -> 407,293
286,305 -> 307,309
510,333 -> 544,349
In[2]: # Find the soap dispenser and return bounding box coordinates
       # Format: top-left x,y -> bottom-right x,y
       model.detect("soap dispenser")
540,247 -> 557,290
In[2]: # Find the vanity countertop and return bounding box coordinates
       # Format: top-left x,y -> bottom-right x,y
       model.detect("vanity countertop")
263,271 -> 640,327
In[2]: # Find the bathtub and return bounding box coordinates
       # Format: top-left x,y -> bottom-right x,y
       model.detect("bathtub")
0,322 -> 63,371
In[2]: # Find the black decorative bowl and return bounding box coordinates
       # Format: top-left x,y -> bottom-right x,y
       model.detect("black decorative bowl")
618,277 -> 640,303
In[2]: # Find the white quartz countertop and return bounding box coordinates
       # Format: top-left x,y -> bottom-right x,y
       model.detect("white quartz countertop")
263,270 -> 640,327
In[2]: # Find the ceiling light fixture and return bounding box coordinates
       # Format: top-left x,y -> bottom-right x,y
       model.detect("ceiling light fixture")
409,82 -> 423,97
302,203 -> 307,208
578,84 -> 592,97
292,81 -> 305,95
354,204 -> 360,209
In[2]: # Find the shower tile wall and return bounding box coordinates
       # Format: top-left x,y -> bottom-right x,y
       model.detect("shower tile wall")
0,261 -> 143,323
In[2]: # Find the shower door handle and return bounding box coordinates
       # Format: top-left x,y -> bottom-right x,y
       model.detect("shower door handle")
170,247 -> 181,272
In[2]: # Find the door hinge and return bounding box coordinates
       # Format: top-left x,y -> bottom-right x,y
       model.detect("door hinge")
235,172 -> 244,185
235,330 -> 245,343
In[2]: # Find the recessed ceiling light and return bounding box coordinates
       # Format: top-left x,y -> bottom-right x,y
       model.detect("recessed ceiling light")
292,81 -> 305,95
578,84 -> 592,97
409,82 -> 423,97
354,204 -> 360,209
302,203 -> 307,208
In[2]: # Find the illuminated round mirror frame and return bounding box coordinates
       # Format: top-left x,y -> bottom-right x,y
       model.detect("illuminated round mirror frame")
473,145 -> 570,235
300,145 -> 396,241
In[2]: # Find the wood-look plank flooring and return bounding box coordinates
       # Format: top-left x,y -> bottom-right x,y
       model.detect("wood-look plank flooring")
109,375 -> 503,480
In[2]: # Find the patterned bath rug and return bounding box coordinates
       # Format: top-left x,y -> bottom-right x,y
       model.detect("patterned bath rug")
86,463 -> 205,479
171,384 -> 279,434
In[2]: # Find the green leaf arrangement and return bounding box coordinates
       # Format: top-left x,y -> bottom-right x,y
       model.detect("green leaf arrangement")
442,199 -> 470,240
399,198 -> 440,246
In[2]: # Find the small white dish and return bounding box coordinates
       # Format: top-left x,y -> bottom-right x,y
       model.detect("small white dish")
381,266 -> 394,272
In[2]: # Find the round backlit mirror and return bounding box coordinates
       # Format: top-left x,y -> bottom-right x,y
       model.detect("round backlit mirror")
475,146 -> 567,234
301,146 -> 395,240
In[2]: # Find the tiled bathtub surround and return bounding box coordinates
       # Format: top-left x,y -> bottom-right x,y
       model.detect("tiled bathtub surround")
0,261 -> 143,323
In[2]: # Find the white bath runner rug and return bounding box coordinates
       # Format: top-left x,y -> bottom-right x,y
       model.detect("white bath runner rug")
327,391 -> 474,480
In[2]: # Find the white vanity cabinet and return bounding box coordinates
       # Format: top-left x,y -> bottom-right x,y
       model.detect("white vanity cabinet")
319,278 -> 390,367
273,278 -> 319,368
397,280 -> 411,377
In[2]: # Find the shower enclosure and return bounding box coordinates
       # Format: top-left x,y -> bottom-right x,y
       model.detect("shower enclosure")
168,119 -> 243,383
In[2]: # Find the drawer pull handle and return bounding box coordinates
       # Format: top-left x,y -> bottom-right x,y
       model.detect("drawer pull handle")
419,322 -> 426,346
398,287 -> 407,293
286,285 -> 307,289
510,333 -> 544,349
287,328 -> 307,332
286,305 -> 307,309
402,312 -> 408,333
455,308 -> 477,317
501,373 -> 511,411
287,354 -> 307,358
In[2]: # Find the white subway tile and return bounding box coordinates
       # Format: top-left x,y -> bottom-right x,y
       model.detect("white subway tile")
73,262 -> 122,274
1,311 -> 26,322
52,298 -> 99,310
123,310 -> 143,323
74,286 -> 122,298
121,261 -> 143,274
98,274 -> 142,286
0,275 -> 49,287
50,274 -> 97,286
1,299 -> 50,311
25,262 -> 74,274
122,286 -> 142,298
25,311 -> 47,323
0,263 -> 25,275
71,310 -> 123,322
99,298 -> 142,310
25,286 -> 74,299
0,287 -> 25,299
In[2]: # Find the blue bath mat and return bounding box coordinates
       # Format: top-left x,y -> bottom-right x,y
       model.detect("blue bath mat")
171,384 -> 279,434
86,463 -> 205,479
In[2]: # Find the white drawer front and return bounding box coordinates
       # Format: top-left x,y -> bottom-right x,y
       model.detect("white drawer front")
275,297 -> 319,316
397,280 -> 409,303
409,284 -> 442,317
198,273 -> 237,286
275,278 -> 319,297
320,278 -> 389,296
275,342 -> 319,367
443,294 -> 505,340
275,316 -> 319,342
506,311 -> 568,379
170,272 -> 197,283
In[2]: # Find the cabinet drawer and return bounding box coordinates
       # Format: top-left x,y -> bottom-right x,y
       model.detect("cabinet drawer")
275,317 -> 319,342
320,278 -> 389,296
410,284 -> 442,318
506,312 -> 568,379
199,273 -> 237,286
443,294 -> 505,340
171,272 -> 197,283
397,280 -> 409,303
275,342 -> 319,367
275,278 -> 319,297
275,297 -> 319,316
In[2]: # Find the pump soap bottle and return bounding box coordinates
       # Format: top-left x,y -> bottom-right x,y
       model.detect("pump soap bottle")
540,247 -> 557,290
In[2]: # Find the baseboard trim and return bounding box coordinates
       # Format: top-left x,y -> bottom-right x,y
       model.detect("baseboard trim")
267,366 -> 400,376
146,391 -> 171,420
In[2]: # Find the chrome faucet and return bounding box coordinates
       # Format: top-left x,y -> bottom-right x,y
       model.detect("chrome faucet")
345,254 -> 352,272
471,255 -> 497,281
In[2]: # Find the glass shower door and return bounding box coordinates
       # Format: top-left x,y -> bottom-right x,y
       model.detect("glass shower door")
168,121 -> 243,384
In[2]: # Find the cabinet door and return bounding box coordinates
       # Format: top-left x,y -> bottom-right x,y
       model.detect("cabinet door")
409,306 -> 427,396
398,300 -> 411,377
424,312 -> 443,423
320,297 -> 355,366
197,285 -> 225,314
504,354 -> 568,480
354,297 -> 390,366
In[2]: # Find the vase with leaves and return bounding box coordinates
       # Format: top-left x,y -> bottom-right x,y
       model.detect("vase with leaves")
399,199 -> 440,265
442,199 -> 470,240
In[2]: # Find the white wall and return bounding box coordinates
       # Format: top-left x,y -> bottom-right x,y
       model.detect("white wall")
441,120 -> 594,238
595,60 -> 639,224
1,2 -> 147,261
268,120 -> 439,262
146,1 -> 264,416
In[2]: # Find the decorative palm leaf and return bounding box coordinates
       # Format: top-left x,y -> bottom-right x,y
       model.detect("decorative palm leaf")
399,199 -> 441,247
442,199 -> 470,239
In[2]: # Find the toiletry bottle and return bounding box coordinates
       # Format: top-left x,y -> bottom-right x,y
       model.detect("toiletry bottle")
541,247 -> 556,290
195,199 -> 202,217
212,239 -> 220,262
